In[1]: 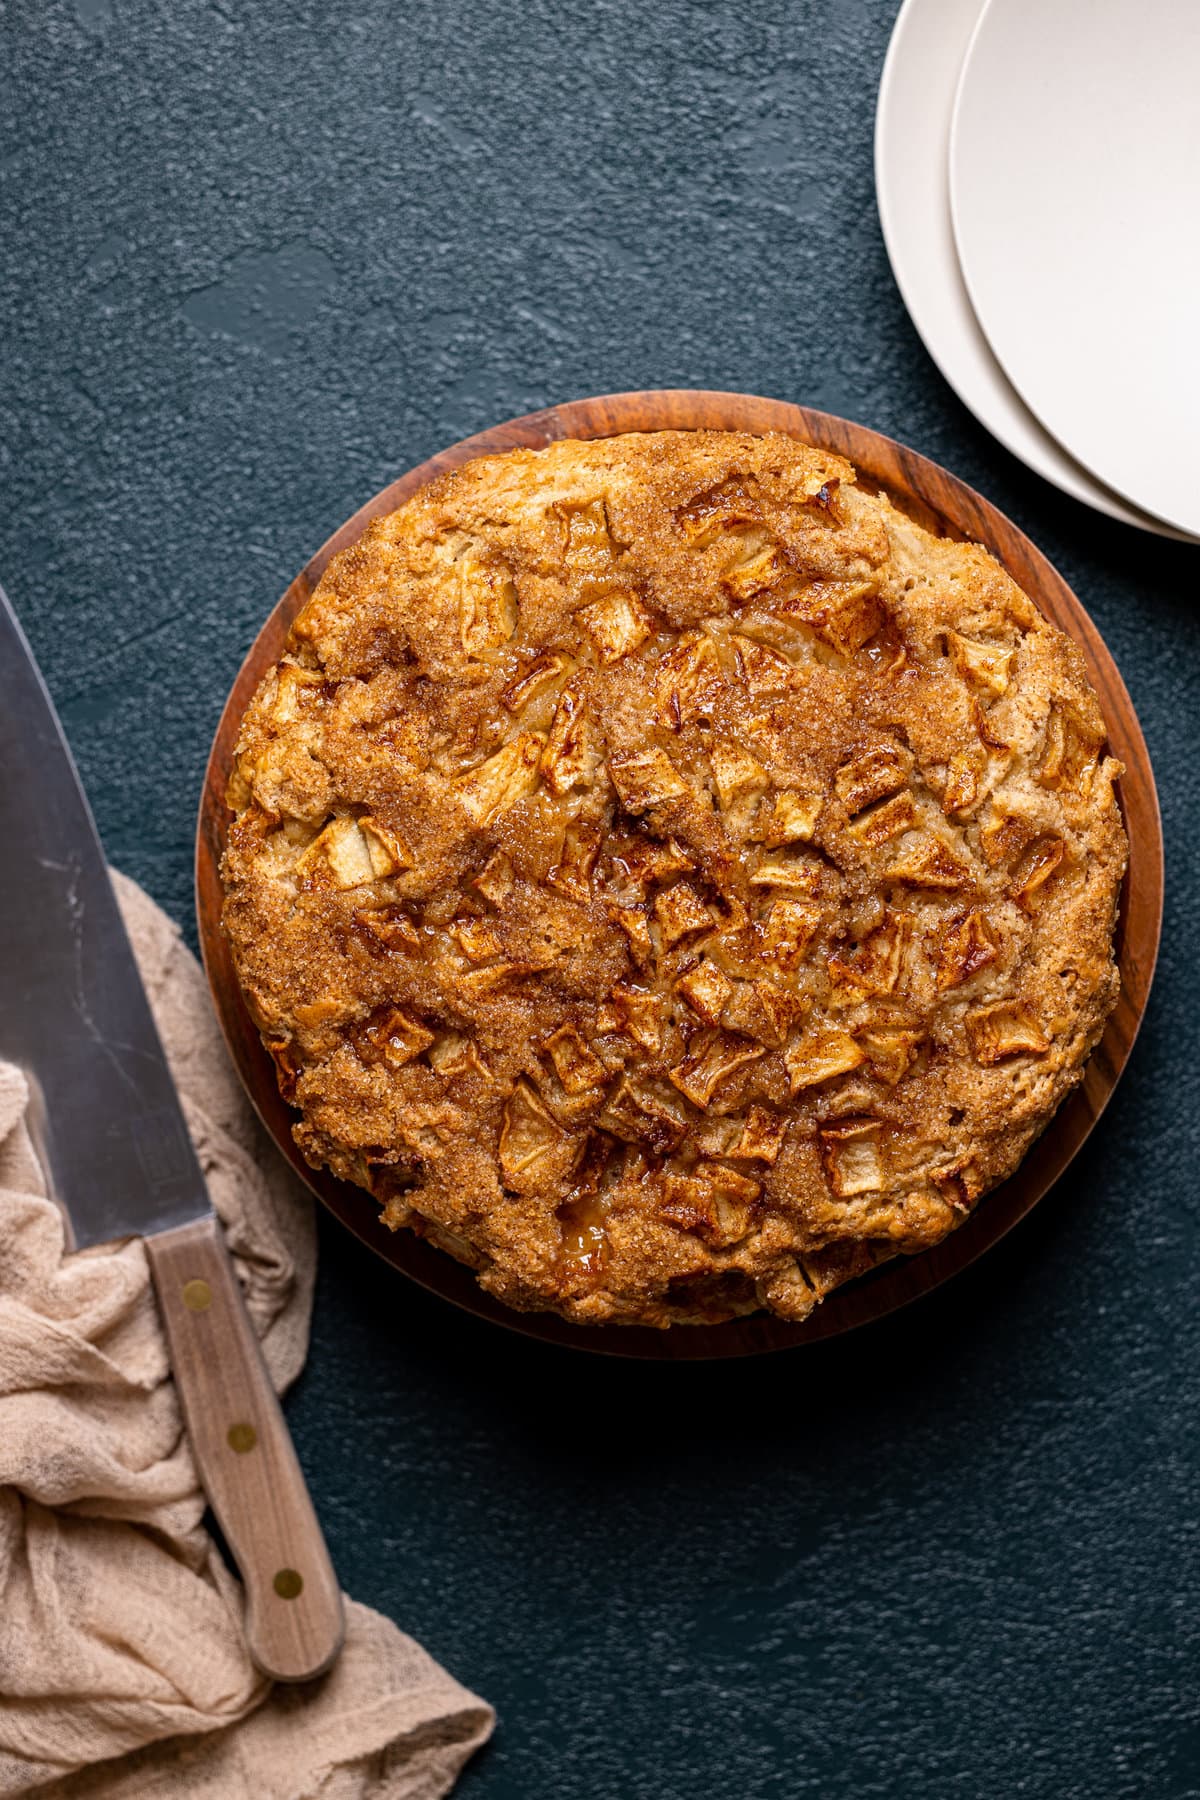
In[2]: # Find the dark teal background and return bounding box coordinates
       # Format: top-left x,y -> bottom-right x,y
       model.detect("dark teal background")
2,2 -> 1197,1794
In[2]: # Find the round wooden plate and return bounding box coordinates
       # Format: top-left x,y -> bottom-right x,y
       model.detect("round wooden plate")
196,390 -> 1162,1359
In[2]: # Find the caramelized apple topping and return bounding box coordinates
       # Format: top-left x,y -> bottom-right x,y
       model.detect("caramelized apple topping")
545,1025 -> 607,1094
228,428 -> 1125,1333
836,741 -> 912,814
498,1080 -> 568,1178
608,748 -> 688,812
785,1029 -> 865,1094
454,735 -> 544,825
946,629 -> 1013,697
579,589 -> 652,664
655,632 -> 726,726
668,1034 -> 766,1107
818,1116 -> 884,1197
967,1002 -> 1051,1064
676,958 -> 734,1026
458,551 -> 518,658
935,909 -> 999,991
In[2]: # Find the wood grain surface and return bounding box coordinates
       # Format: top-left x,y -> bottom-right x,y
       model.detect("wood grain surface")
195,391 -> 1163,1360
146,1214 -> 345,1678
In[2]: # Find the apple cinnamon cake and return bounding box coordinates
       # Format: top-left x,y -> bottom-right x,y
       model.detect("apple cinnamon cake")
221,430 -> 1127,1328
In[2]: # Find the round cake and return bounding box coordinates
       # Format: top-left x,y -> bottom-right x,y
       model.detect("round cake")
221,430 -> 1127,1327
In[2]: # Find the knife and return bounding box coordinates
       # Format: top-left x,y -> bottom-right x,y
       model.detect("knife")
0,581 -> 344,1684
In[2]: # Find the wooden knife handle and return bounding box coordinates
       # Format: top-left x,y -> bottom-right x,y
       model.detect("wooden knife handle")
146,1214 -> 345,1683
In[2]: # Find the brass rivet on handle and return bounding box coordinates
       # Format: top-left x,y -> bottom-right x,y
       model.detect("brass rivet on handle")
273,1567 -> 304,1600
227,1422 -> 257,1454
182,1279 -> 212,1312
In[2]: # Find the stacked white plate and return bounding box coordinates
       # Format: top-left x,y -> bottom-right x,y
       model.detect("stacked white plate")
875,0 -> 1200,543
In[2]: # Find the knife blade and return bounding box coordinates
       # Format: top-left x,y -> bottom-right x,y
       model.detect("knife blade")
0,580 -> 344,1683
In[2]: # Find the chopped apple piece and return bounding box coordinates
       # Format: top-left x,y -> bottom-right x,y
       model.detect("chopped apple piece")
609,982 -> 664,1052
942,748 -> 985,817
732,635 -> 798,695
676,958 -> 733,1025
946,629 -> 1013,697
753,979 -> 811,1042
661,1161 -> 762,1246
359,814 -> 414,876
970,696 -> 1011,753
541,679 -> 598,795
499,1080 -> 567,1177
560,497 -> 619,564
846,791 -> 918,847
929,1156 -> 984,1212
753,789 -> 822,846
472,850 -> 515,906
654,881 -> 714,948
835,742 -> 912,814
759,898 -> 822,970
784,1029 -> 864,1093
501,651 -> 570,713
801,1240 -> 886,1299
802,476 -> 843,517
458,960 -> 529,995
858,1027 -> 922,1086
979,803 -> 1039,867
749,855 -> 822,894
935,909 -> 999,990
366,1008 -> 435,1068
606,900 -> 654,965
1039,704 -> 1103,795
547,821 -> 601,902
860,624 -> 908,680
428,1033 -> 492,1081
546,1025 -> 607,1094
354,904 -> 420,951
268,662 -> 329,725
674,476 -> 760,546
579,589 -> 652,664
757,1261 -> 818,1321
885,835 -> 973,890
827,910 -> 911,1004
618,837 -> 695,885
818,1116 -> 884,1197
608,748 -> 688,812
967,1002 -> 1050,1064
668,1034 -> 765,1107
727,1104 -> 789,1164
654,632 -> 725,726
723,540 -> 786,601
450,918 -> 504,963
710,738 -> 769,810
454,733 -> 544,825
293,996 -> 353,1029
598,1077 -> 687,1153
296,816 -> 376,889
776,579 -> 886,656
265,1035 -> 301,1100
1011,835 -> 1066,913
458,551 -> 518,658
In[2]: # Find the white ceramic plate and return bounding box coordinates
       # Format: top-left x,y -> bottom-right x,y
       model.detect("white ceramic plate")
950,0 -> 1200,540
875,0 -> 1194,540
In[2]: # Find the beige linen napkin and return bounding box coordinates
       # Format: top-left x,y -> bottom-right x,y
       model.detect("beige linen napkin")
0,870 -> 493,1798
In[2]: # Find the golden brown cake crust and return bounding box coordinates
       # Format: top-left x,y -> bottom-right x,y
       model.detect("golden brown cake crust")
221,431 -> 1127,1327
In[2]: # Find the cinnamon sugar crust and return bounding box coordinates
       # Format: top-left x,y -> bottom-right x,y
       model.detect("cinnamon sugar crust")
220,431 -> 1126,1327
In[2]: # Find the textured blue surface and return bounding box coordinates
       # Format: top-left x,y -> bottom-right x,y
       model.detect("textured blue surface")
2,2 -> 1198,1795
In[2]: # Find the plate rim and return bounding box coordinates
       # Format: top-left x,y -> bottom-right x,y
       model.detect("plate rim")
196,388 -> 1163,1360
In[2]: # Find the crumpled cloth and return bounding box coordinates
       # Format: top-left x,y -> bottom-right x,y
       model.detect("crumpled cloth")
0,870 -> 493,1797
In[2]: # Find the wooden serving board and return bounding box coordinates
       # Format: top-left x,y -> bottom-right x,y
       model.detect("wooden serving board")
196,391 -> 1163,1360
